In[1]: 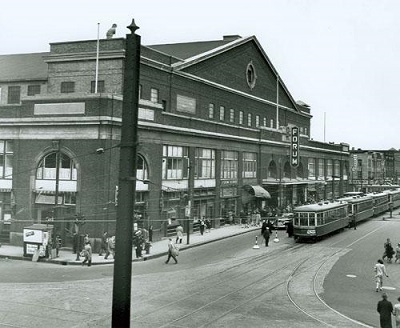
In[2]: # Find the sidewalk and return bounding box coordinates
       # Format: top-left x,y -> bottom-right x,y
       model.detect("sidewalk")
0,224 -> 269,265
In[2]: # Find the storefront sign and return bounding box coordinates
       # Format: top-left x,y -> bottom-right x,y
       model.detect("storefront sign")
291,126 -> 299,167
23,228 -> 43,243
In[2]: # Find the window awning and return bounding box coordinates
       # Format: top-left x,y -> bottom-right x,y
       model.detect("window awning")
244,185 -> 271,199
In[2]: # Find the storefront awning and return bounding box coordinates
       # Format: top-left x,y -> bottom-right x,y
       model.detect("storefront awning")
244,185 -> 271,199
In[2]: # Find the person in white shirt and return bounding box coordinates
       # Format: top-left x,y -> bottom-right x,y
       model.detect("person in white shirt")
374,259 -> 389,292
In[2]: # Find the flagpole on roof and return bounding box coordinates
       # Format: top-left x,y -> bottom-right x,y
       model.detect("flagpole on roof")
95,23 -> 100,94
276,74 -> 280,129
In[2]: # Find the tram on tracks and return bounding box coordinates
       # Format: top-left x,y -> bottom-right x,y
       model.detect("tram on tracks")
337,194 -> 374,227
292,188 -> 400,242
292,201 -> 349,242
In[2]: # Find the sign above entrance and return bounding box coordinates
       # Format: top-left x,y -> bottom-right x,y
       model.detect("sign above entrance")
291,126 -> 299,167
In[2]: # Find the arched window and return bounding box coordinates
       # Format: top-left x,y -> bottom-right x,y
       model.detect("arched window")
283,162 -> 291,179
36,152 -> 77,181
136,155 -> 148,181
268,161 -> 277,179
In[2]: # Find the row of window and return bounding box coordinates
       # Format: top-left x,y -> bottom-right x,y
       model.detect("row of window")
139,84 -> 310,135
308,158 -> 343,178
0,81 -> 106,105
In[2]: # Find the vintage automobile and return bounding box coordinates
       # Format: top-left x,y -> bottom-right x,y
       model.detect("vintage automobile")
273,213 -> 293,229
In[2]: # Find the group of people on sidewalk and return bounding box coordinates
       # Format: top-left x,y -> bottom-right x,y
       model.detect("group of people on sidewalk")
76,231 -> 116,267
374,238 -> 400,328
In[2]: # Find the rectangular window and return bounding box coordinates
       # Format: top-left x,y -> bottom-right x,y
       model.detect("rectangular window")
0,141 -> 13,179
318,159 -> 325,178
150,88 -> 159,103
308,158 -> 315,178
326,159 -> 333,177
219,106 -> 225,121
90,80 -> 105,93
334,160 -> 340,177
177,94 -> 196,114
247,113 -> 252,127
255,115 -> 260,127
243,152 -> 257,178
27,84 -> 41,96
195,148 -> 215,179
162,145 -> 189,179
239,111 -> 244,125
263,117 -> 267,127
221,150 -> 238,179
270,119 -> 274,128
61,82 -> 75,93
208,103 -> 214,119
7,86 -> 21,104
139,84 -> 142,99
229,109 -> 235,123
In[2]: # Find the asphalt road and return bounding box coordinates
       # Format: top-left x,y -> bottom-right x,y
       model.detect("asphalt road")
1,217 -> 399,327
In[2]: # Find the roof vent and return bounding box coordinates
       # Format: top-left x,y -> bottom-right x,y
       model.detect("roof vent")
223,35 -> 241,42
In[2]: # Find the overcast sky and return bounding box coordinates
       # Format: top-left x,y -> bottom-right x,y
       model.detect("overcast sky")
1,0 -> 399,150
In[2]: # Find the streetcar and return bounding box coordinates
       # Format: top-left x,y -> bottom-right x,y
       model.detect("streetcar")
292,201 -> 349,242
370,192 -> 390,216
337,194 -> 374,226
384,188 -> 400,209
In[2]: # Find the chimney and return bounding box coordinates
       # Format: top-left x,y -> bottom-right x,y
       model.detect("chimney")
223,35 -> 241,42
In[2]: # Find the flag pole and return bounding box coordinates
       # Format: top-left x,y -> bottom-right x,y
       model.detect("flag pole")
276,75 -> 279,129
95,23 -> 100,94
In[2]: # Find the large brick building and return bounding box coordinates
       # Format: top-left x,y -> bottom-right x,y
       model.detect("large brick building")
0,32 -> 350,245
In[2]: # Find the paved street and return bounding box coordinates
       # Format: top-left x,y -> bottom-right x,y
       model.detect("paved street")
1,215 -> 400,327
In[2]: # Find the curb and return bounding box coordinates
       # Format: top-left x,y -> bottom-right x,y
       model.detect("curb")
0,227 -> 261,266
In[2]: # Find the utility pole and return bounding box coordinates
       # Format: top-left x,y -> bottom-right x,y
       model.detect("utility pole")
111,19 -> 141,328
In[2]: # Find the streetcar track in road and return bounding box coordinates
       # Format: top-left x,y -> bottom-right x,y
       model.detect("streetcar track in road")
285,223 -> 382,328
155,259 -> 305,328
132,243 -> 306,322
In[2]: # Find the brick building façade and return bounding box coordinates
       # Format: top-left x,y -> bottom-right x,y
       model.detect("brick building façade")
0,32 -> 350,246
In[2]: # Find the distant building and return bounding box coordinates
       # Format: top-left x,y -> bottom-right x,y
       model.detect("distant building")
349,148 -> 400,192
0,33 -> 350,245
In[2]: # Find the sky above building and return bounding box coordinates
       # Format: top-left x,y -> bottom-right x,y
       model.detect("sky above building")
1,0 -> 399,150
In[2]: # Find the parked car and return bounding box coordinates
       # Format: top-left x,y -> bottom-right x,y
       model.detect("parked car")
273,213 -> 293,229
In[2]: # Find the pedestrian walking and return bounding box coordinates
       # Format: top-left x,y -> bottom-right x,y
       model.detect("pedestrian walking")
263,227 -> 270,247
395,243 -> 400,264
261,220 -> 268,235
205,218 -> 211,233
377,292 -> 393,328
165,238 -> 178,264
133,230 -> 144,258
175,224 -> 184,244
375,259 -> 389,292
200,217 -> 205,235
104,235 -> 115,259
383,238 -> 395,263
81,241 -> 92,267
99,231 -> 108,256
286,220 -> 294,238
393,296 -> 400,328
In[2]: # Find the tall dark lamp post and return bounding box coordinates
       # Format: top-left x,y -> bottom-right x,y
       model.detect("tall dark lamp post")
111,19 -> 141,328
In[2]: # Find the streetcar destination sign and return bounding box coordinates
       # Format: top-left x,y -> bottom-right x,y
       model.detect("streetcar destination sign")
291,126 -> 299,167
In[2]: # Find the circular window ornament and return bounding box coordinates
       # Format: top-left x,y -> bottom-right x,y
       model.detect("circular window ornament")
246,61 -> 257,90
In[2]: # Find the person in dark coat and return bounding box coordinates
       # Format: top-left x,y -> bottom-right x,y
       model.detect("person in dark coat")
286,220 -> 294,238
377,292 -> 393,328
263,228 -> 270,247
261,220 -> 268,235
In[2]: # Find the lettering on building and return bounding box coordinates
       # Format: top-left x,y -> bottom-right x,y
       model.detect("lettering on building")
291,126 -> 299,167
